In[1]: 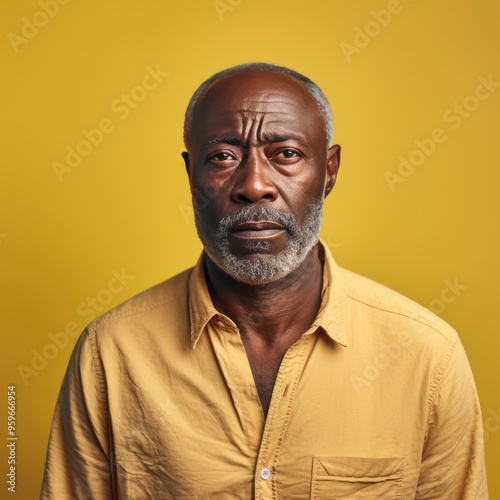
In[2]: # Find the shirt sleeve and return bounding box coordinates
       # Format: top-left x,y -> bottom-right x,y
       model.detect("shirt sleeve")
40,328 -> 117,500
416,337 -> 488,499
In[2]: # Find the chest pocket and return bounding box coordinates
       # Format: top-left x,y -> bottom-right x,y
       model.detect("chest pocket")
310,456 -> 405,499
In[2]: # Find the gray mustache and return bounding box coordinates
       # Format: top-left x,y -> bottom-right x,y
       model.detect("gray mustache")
219,206 -> 297,233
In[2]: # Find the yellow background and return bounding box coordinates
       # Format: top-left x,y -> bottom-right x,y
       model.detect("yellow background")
1,0 -> 499,497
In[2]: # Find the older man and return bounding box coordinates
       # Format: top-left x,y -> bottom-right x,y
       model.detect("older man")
41,63 -> 488,499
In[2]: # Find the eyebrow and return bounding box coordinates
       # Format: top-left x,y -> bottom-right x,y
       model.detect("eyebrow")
205,135 -> 241,147
204,132 -> 307,147
261,132 -> 307,145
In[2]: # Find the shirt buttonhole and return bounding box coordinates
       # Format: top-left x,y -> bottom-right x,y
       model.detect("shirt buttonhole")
283,384 -> 289,397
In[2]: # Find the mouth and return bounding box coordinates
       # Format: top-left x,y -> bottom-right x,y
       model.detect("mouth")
230,220 -> 286,239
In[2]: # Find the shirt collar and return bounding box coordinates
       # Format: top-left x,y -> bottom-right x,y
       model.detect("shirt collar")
312,240 -> 348,346
188,239 -> 348,349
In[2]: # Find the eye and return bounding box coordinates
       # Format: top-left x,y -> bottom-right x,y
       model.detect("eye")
206,151 -> 239,165
273,148 -> 302,162
208,152 -> 234,161
280,149 -> 299,158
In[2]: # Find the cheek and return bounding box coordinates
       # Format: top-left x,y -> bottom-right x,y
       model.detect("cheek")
191,171 -> 237,219
190,172 -> 220,213
279,176 -> 325,208
191,185 -> 220,212
190,167 -> 230,208
278,161 -> 327,194
191,185 -> 229,230
279,183 -> 325,225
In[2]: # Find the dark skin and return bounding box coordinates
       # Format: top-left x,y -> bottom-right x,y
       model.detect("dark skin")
183,69 -> 341,417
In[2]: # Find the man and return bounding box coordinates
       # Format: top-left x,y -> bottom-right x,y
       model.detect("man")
41,63 -> 488,499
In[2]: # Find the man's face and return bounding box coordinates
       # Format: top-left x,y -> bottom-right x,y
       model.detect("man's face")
184,70 -> 340,285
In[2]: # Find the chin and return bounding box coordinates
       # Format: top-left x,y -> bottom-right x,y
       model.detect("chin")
211,251 -> 299,287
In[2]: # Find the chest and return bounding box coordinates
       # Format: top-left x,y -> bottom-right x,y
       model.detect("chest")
242,341 -> 288,417
109,332 -> 424,499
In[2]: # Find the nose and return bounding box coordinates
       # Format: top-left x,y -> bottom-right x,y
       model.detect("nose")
230,152 -> 278,204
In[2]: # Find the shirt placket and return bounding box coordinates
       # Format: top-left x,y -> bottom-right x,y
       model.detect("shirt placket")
209,316 -> 265,457
254,333 -> 314,500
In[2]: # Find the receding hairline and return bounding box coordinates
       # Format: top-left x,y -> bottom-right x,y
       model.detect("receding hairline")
183,63 -> 334,147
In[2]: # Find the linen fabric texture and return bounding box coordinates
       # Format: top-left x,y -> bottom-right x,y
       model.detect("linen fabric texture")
40,242 -> 488,499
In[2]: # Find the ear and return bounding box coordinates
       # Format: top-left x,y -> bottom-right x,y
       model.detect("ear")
324,144 -> 341,198
181,152 -> 190,174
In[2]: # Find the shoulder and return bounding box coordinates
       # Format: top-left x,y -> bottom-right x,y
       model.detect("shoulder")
337,266 -> 466,411
339,266 -> 458,348
86,267 -> 194,343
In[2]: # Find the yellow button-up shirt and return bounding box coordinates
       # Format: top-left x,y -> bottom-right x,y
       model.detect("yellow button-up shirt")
41,243 -> 488,499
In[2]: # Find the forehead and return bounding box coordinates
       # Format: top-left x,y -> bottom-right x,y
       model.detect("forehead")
189,71 -> 325,145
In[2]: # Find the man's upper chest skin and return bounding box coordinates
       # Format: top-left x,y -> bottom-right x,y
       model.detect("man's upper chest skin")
240,328 -> 296,419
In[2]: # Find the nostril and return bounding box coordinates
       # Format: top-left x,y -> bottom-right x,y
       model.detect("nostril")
230,159 -> 279,203
231,180 -> 278,203
235,193 -> 252,203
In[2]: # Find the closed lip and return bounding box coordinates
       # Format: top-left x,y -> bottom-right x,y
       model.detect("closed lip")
230,221 -> 285,238
231,221 -> 284,232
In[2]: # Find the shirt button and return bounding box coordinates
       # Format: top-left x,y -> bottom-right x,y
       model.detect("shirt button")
260,468 -> 271,480
216,320 -> 225,328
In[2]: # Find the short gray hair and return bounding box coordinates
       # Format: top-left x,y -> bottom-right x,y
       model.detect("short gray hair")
183,62 -> 333,147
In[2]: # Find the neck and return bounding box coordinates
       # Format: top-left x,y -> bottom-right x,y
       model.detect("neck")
204,243 -> 324,345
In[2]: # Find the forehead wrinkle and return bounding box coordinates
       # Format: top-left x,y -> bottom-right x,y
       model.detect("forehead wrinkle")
202,116 -> 309,148
256,113 -> 265,143
193,85 -> 324,149
241,115 -> 256,142
236,109 -> 298,118
235,91 -> 306,110
239,98 -> 301,105
236,99 -> 304,113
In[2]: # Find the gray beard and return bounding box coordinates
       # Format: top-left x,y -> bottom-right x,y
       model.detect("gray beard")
194,199 -> 324,285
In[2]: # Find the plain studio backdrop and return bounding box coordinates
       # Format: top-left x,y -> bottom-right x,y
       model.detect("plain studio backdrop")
1,0 -> 499,497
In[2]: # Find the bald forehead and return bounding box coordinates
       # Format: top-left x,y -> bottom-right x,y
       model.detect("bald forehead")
195,70 -> 316,116
187,69 -> 326,147
203,69 -> 311,101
